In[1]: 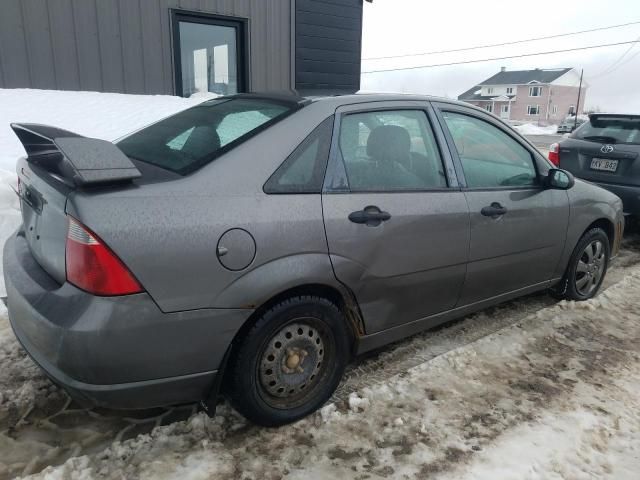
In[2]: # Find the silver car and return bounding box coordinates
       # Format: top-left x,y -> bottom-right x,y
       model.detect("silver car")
4,94 -> 624,426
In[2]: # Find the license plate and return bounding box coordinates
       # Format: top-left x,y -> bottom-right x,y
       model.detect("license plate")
590,158 -> 619,172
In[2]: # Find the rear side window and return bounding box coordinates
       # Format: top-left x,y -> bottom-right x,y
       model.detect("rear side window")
264,116 -> 334,194
443,111 -> 538,188
573,116 -> 640,145
117,98 -> 295,175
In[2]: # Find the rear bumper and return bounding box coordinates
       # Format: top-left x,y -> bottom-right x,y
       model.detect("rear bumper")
3,229 -> 252,409
592,181 -> 640,216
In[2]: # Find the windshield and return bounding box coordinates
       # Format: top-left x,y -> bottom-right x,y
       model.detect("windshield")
117,98 -> 295,174
572,116 -> 640,145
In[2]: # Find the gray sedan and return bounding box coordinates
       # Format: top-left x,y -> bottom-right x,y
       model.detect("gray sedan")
4,93 -> 624,426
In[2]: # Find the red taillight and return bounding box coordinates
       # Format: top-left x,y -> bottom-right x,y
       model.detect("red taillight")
66,217 -> 143,296
548,142 -> 560,166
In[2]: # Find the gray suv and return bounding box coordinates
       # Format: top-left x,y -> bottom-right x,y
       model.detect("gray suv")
4,94 -> 624,426
550,113 -> 640,218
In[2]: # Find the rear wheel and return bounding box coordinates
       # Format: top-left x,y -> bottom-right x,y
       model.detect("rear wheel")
552,228 -> 610,301
226,296 -> 350,427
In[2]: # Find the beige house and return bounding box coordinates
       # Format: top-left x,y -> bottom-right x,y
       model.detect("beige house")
458,67 -> 587,125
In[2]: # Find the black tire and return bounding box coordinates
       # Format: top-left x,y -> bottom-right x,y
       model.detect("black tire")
551,228 -> 610,301
226,296 -> 351,427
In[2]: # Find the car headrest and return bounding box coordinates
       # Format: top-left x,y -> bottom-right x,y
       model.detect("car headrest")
181,125 -> 221,157
366,125 -> 411,159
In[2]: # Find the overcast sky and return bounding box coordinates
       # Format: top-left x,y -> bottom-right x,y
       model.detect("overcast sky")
360,0 -> 640,112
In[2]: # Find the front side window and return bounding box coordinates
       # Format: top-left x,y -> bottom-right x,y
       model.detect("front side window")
442,111 -> 538,189
529,86 -> 542,97
338,110 -> 447,192
501,105 -> 509,114
117,98 -> 294,174
487,87 -> 494,94
485,104 -> 493,113
506,87 -> 513,94
527,105 -> 540,115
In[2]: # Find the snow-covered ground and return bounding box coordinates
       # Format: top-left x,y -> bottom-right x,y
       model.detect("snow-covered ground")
0,88 -> 214,296
512,123 -> 558,135
1,255 -> 638,480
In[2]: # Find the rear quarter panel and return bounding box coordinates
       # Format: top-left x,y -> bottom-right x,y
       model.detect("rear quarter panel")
67,103 -> 341,312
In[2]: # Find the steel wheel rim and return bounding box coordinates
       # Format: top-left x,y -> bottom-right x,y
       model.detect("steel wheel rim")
257,318 -> 333,409
575,239 -> 605,296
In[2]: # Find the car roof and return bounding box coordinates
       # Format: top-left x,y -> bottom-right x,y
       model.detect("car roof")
230,91 -> 475,111
588,113 -> 640,119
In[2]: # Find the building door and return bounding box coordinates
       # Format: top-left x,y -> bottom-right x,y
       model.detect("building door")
500,104 -> 510,119
172,11 -> 248,97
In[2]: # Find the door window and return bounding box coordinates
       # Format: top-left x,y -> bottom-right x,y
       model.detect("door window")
264,117 -> 334,193
337,110 -> 447,191
173,13 -> 245,97
442,111 -> 538,188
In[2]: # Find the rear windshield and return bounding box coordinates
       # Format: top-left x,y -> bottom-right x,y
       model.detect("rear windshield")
117,98 -> 295,174
572,116 -> 640,145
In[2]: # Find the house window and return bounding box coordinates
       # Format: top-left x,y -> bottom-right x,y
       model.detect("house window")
568,105 -> 576,115
529,86 -> 542,97
506,87 -> 513,94
485,104 -> 493,113
487,87 -> 494,94
527,105 -> 540,115
552,105 -> 558,115
501,105 -> 509,114
172,11 -> 248,97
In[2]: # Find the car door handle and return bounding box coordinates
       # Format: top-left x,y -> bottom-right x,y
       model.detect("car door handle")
481,202 -> 508,218
348,206 -> 391,227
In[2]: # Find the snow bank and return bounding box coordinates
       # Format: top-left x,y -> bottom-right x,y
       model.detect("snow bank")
0,88 -> 215,172
513,123 -> 558,135
0,88 -> 214,296
20,264 -> 640,480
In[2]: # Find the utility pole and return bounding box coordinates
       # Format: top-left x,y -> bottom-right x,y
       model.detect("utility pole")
574,69 -> 584,130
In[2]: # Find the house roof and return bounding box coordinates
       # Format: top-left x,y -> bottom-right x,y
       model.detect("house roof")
479,68 -> 572,86
457,86 -> 516,102
458,68 -> 573,101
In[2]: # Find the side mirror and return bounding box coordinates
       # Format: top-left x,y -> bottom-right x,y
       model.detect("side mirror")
546,168 -> 575,190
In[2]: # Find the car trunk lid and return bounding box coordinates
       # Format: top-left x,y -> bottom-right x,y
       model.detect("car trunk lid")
559,114 -> 640,186
559,138 -> 640,186
11,123 -> 142,284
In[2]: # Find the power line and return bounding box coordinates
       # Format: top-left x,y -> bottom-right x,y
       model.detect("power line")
362,20 -> 640,61
361,40 -> 640,74
586,35 -> 640,79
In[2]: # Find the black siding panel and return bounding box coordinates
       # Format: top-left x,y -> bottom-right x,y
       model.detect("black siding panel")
296,1 -> 361,19
295,0 -> 362,94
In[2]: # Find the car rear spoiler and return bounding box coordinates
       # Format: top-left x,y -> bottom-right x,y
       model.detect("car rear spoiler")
588,113 -> 640,121
11,123 -> 141,186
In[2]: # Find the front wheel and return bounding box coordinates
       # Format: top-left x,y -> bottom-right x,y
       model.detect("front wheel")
226,296 -> 351,427
552,228 -> 610,301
